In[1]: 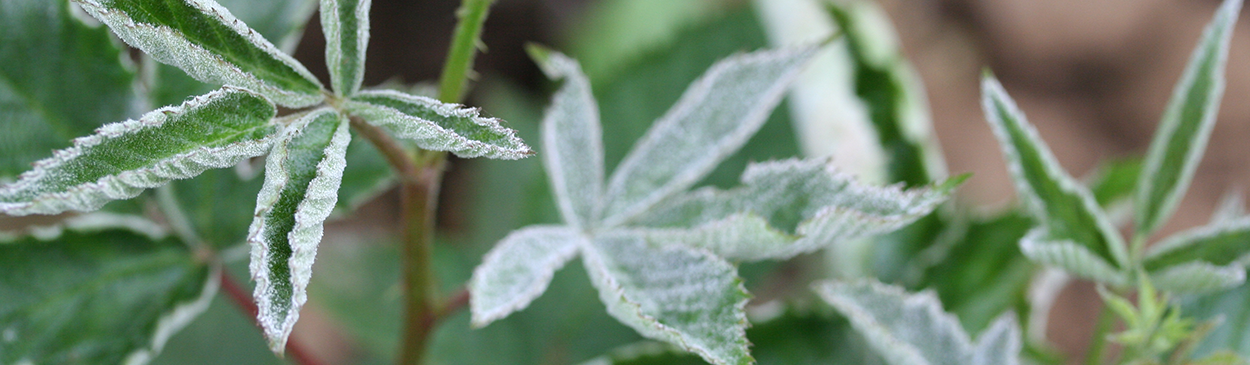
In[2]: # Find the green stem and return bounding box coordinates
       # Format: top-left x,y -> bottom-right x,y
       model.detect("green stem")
1084,302 -> 1117,365
436,0 -> 496,103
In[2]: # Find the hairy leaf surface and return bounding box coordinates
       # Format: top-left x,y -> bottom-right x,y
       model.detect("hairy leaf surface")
1018,228 -> 1127,286
321,0 -> 370,96
76,0 -> 325,107
600,46 -> 816,226
247,108 -> 351,353
469,226 -> 585,327
920,211 -> 1036,334
981,76 -> 1128,271
0,217 -> 215,365
0,0 -> 142,179
531,47 -> 605,229
1135,0 -> 1241,237
634,159 -> 958,260
344,90 -> 532,159
814,280 -> 1022,365
583,232 -> 751,365
1144,218 -> 1250,293
0,88 -> 277,216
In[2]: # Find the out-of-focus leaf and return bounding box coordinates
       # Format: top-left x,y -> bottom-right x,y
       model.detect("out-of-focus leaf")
0,88 -> 277,216
814,280 -> 1022,365
247,109 -> 350,353
981,75 -> 1129,277
529,47 -> 605,229
0,216 -> 215,364
1212,191 -> 1246,225
920,211 -> 1036,334
1088,157 -> 1143,214
334,133 -> 394,214
1143,218 -> 1250,293
172,166 -> 265,249
582,232 -> 751,365
1182,273 -> 1250,359
0,0 -> 141,179
1135,0 -> 1240,237
566,0 -> 725,85
343,90 -> 532,159
470,226 -> 585,327
321,0 -> 370,96
1018,227 -> 1128,286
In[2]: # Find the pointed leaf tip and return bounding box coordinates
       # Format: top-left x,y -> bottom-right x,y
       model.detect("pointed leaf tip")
343,90 -> 533,159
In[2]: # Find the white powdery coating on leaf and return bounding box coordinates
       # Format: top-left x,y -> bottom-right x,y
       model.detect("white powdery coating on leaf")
601,46 -> 818,227
320,0 -> 370,96
814,280 -> 1021,365
0,87 -> 277,216
76,0 -> 324,107
581,232 -> 751,365
1146,217 -> 1250,260
1019,228 -> 1127,287
1151,261 -> 1246,294
981,77 -> 1129,268
536,51 -> 604,229
122,264 -> 219,365
247,108 -> 351,352
469,226 -> 585,327
344,90 -> 532,159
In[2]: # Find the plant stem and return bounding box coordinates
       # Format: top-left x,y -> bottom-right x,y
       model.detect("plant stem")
397,156 -> 445,365
436,0 -> 496,103
220,271 -> 327,365
1083,302 -> 1117,365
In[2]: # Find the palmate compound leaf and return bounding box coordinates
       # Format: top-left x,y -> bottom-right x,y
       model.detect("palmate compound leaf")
75,0 -> 325,107
0,87 -> 278,216
321,0 -> 370,96
599,46 -> 819,227
814,280 -> 1022,365
342,90 -> 532,159
1135,0 -> 1241,237
529,46 -> 605,229
981,75 -> 1130,283
630,158 -> 961,261
0,214 -> 216,365
0,0 -> 142,179
1143,217 -> 1250,294
247,108 -> 351,353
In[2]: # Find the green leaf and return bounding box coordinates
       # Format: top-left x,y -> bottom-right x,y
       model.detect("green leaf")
0,0 -> 141,179
566,0 -> 725,85
1181,272 -> 1250,359
320,0 -> 370,96
633,158 -> 958,260
334,132 -> 395,214
1018,227 -> 1128,286
76,0 -> 325,107
0,215 -> 216,364
171,165 -> 264,249
1134,0 -> 1241,237
246,108 -> 351,353
920,211 -> 1036,334
1212,191 -> 1246,225
343,90 -> 533,159
1088,157 -> 1143,212
530,46 -> 605,229
814,280 -> 1023,365
600,46 -> 817,226
1143,218 -> 1250,293
0,87 -> 278,216
981,75 -> 1129,271
582,231 -> 751,365
469,226 -> 585,327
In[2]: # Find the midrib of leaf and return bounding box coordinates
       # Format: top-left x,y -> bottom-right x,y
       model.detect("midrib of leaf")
1144,225 -> 1250,270
990,99 -> 1119,267
260,114 -> 339,320
332,0 -> 363,95
106,0 -> 321,94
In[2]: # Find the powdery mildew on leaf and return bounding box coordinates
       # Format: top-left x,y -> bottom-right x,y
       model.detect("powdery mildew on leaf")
814,280 -> 1022,365
600,46 -> 818,226
0,87 -> 278,216
247,108 -> 351,353
633,159 -> 956,260
1018,228 -> 1127,286
981,76 -> 1129,270
532,48 -> 605,229
75,0 -> 325,107
343,90 -> 532,159
468,226 -> 586,327
1143,217 -> 1250,293
582,232 -> 752,365
1135,0 -> 1241,237
320,0 -> 370,96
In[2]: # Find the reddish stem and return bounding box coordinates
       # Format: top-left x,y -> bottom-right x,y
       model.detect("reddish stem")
220,271 -> 329,365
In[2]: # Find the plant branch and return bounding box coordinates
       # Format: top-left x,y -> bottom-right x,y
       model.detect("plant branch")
219,271 -> 327,365
435,288 -> 470,323
1083,301 -> 1117,365
436,0 -> 496,103
397,156 -> 445,365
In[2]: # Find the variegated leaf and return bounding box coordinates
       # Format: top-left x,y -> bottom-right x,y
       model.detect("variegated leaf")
981,75 -> 1129,271
468,226 -> 586,327
600,46 -> 817,226
582,231 -> 751,365
75,0 -> 325,107
1144,218 -> 1250,293
343,90 -> 532,159
1018,227 -> 1127,286
530,46 -> 605,229
1135,0 -> 1241,237
247,108 -> 351,353
0,87 -> 278,216
633,158 -> 959,260
320,0 -> 370,96
814,280 -> 1022,365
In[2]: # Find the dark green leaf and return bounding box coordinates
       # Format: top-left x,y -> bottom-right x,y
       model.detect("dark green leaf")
344,90 -> 532,159
321,0 -> 370,96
